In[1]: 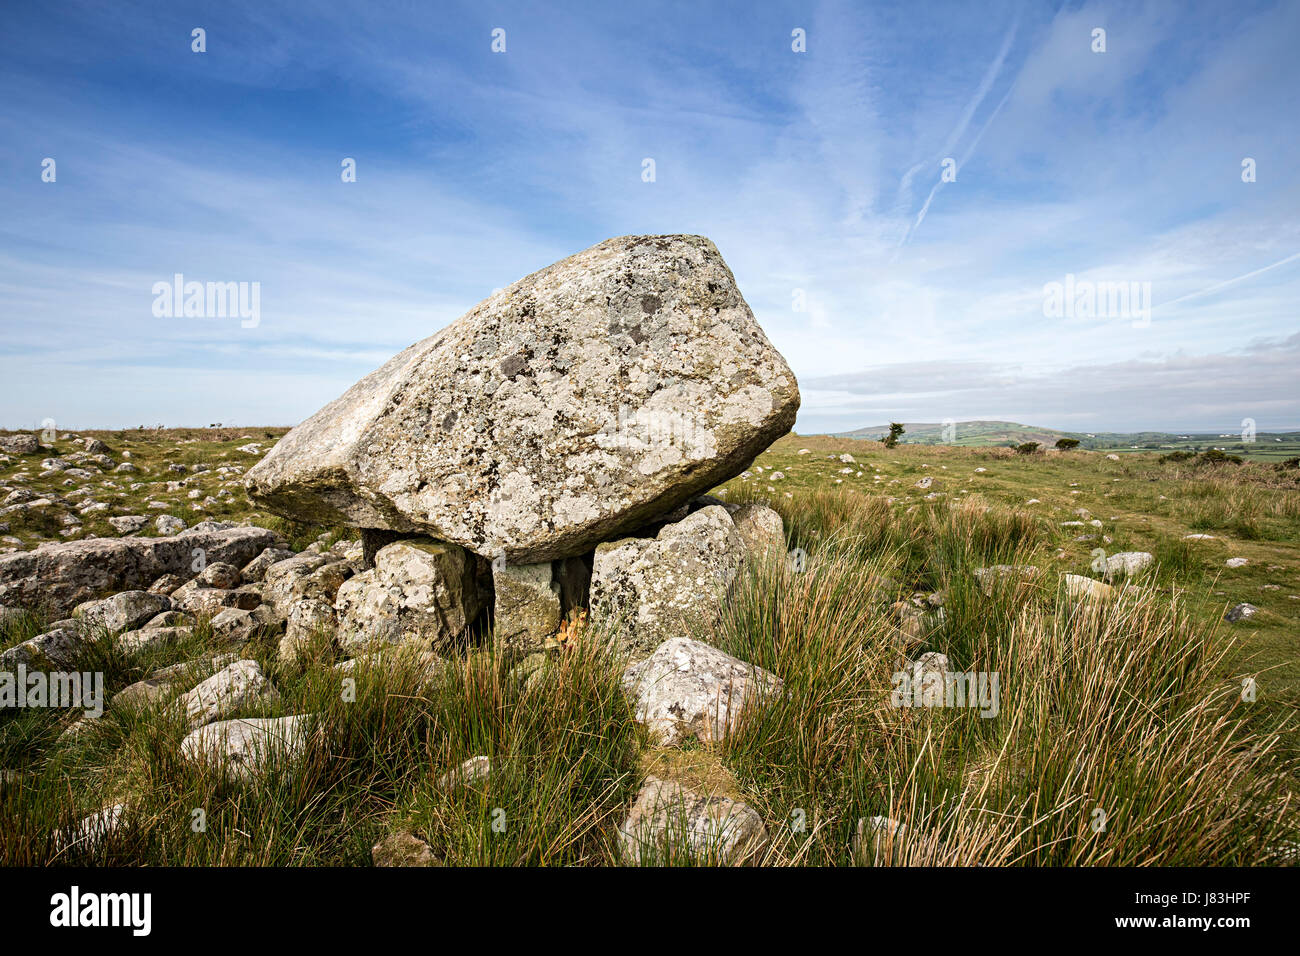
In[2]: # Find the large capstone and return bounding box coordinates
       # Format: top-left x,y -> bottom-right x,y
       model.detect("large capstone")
244,235 -> 800,564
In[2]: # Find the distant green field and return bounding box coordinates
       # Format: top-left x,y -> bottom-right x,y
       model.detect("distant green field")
841,421 -> 1300,463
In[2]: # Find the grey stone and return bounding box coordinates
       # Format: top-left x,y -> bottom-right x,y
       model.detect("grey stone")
178,714 -> 312,782
72,590 -> 172,633
0,525 -> 283,617
245,235 -> 800,564
617,776 -> 767,865
334,538 -> 480,652
621,636 -> 782,746
590,506 -> 745,656
172,659 -> 279,729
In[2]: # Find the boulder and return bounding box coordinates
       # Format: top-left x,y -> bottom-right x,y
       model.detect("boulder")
244,235 -> 800,564
1063,573 -> 1114,604
590,506 -> 745,655
973,565 -> 1040,594
115,625 -> 191,655
261,552 -> 333,620
334,538 -> 480,652
0,526 -> 283,618
210,607 -> 258,644
172,659 -> 279,730
617,776 -> 767,865
72,590 -> 172,633
0,626 -> 86,669
197,562 -> 242,589
621,636 -> 782,746
437,755 -> 492,791
178,714 -> 312,782
155,515 -> 186,535
108,515 -> 148,534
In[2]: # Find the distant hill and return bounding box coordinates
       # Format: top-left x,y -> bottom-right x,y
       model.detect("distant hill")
834,421 -> 1300,461
839,421 -> 1069,447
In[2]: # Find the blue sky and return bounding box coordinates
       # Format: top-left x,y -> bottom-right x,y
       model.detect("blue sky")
1,0 -> 1296,433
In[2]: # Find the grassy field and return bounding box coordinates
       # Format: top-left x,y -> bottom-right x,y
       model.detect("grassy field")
1,427 -> 1297,865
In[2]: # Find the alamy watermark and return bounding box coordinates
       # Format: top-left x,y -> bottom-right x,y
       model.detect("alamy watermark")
1,664 -> 103,717
1043,274 -> 1151,328
891,667 -> 1000,717
152,274 -> 260,328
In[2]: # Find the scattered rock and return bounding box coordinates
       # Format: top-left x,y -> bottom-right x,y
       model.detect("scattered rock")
240,547 -> 296,583
437,755 -> 492,791
108,515 -> 148,534
155,515 -> 186,535
1063,574 -> 1114,604
0,525 -> 283,618
54,804 -> 126,855
617,776 -> 767,865
1103,551 -> 1153,577
178,714 -> 312,782
1224,603 -> 1257,623
1226,557 -> 1249,569
73,590 -> 172,633
280,599 -> 336,662
197,562 -> 242,589
621,636 -> 782,746
0,434 -> 39,456
116,625 -> 191,655
172,659 -> 280,730
729,503 -> 785,562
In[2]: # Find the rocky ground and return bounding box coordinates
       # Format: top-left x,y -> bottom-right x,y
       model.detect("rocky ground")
1,425 -> 1296,866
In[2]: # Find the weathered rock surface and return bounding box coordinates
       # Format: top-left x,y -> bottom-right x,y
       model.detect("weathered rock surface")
334,539 -> 480,651
621,636 -> 782,746
492,562 -> 562,653
0,433 -> 39,456
617,776 -> 768,865
280,598 -> 336,662
0,626 -> 87,669
116,625 -> 191,655
73,590 -> 172,633
244,235 -> 800,564
0,526 -> 283,617
178,714 -> 312,782
1063,573 -> 1115,604
973,565 -> 1040,594
437,755 -> 492,791
1103,551 -> 1153,577
173,659 -> 279,729
240,547 -> 297,583
591,506 -> 745,655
